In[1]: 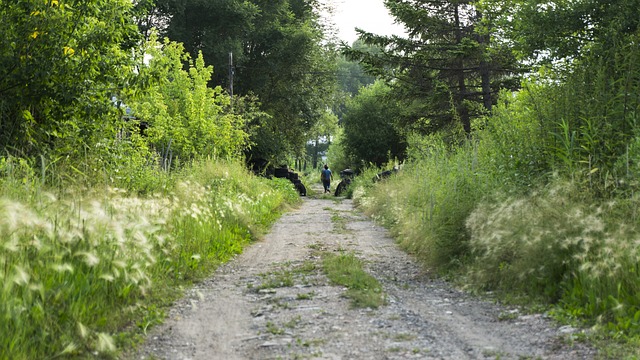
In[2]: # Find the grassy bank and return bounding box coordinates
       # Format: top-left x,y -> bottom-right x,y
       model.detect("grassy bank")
348,94 -> 640,357
0,158 -> 300,359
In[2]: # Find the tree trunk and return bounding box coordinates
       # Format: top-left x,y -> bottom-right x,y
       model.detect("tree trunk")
313,137 -> 319,169
454,4 -> 471,134
476,11 -> 492,112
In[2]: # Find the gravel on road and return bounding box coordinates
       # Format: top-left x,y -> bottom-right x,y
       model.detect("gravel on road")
135,187 -> 595,360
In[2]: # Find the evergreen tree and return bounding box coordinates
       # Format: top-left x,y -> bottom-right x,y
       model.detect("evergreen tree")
344,0 -> 520,135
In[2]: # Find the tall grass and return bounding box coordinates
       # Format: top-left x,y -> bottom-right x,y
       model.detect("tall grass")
354,134 -> 484,270
0,157 -> 299,358
466,179 -> 640,335
351,83 -> 640,342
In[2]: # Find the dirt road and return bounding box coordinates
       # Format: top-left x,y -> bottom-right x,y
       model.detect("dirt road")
135,185 -> 594,359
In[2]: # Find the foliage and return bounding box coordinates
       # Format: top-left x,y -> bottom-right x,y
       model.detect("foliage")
147,0 -> 339,163
473,88 -> 549,191
506,34 -> 640,197
142,0 -> 259,86
306,109 -> 340,169
240,0 -> 337,162
346,0 -> 640,349
325,127 -> 355,175
335,40 -> 377,97
341,81 -> 407,169
355,83 -> 640,343
0,158 -> 298,358
344,0 -> 521,135
129,36 -> 249,163
0,0 -> 141,157
467,178 -> 640,336
477,0 -> 640,64
353,132 -> 482,270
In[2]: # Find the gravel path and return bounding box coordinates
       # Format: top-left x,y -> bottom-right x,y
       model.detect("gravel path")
134,185 -> 595,360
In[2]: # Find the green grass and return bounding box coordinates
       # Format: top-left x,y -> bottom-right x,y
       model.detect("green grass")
0,158 -> 300,359
266,321 -> 285,335
322,252 -> 385,309
256,261 -> 319,290
296,292 -> 315,300
351,131 -> 640,354
257,269 -> 295,289
393,333 -> 417,342
328,209 -> 353,235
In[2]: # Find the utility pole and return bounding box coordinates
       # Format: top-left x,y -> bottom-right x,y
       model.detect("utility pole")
228,52 -> 234,101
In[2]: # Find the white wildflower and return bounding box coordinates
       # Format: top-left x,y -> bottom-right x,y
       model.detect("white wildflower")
58,342 -> 78,356
12,265 -> 30,286
100,273 -> 115,282
76,252 -> 100,267
52,263 -> 74,273
77,322 -> 89,339
96,333 -> 116,353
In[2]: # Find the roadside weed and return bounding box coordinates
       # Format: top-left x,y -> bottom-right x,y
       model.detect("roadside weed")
257,270 -> 295,289
322,252 -> 385,309
0,159 -> 298,358
266,321 -> 285,335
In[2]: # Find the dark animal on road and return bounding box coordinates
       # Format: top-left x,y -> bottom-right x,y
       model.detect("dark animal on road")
334,168 -> 355,197
334,178 -> 351,196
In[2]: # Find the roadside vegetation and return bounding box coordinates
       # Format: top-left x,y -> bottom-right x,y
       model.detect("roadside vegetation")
0,158 -> 299,358
5,0 -> 640,358
1,1 -> 310,358
327,1 -> 640,357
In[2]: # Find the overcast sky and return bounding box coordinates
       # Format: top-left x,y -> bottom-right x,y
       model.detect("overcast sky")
325,0 -> 406,45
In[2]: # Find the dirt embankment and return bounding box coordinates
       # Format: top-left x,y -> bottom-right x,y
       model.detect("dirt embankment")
134,186 -> 594,360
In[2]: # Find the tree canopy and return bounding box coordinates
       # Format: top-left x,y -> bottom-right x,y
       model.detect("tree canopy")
141,0 -> 337,164
342,80 -> 406,168
344,0 -> 521,135
0,0 -> 141,156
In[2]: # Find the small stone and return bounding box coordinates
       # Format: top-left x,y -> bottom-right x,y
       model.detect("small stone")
559,325 -> 577,334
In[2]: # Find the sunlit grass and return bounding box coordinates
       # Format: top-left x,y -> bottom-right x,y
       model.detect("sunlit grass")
0,158 -> 299,358
466,179 -> 640,335
322,252 -> 385,309
351,129 -> 640,348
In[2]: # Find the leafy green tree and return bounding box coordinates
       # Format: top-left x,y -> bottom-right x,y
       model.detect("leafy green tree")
478,0 -> 640,63
0,0 -> 141,156
336,40 -> 377,97
478,0 -> 640,195
342,80 -> 406,168
307,109 -> 339,169
238,0 -> 336,163
144,0 -> 338,164
129,37 -> 249,163
325,127 -> 355,174
330,40 -> 379,127
142,0 -> 259,87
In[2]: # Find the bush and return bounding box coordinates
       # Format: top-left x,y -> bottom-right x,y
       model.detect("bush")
474,89 -> 549,192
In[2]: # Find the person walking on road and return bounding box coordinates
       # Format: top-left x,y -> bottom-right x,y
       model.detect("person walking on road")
320,164 -> 333,193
